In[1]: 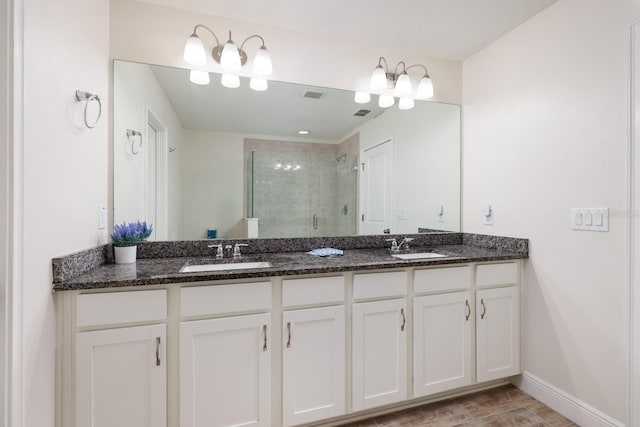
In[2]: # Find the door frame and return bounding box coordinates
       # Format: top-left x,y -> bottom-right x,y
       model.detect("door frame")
630,21 -> 640,427
2,0 -> 24,426
144,107 -> 168,241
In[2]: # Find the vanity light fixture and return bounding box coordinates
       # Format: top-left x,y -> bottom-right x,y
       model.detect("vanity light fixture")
356,56 -> 434,110
183,24 -> 273,90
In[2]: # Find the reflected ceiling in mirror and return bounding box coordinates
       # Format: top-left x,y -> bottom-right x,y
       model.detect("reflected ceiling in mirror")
113,60 -> 460,241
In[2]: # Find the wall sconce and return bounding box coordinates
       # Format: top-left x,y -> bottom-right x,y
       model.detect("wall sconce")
183,24 -> 273,91
356,57 -> 434,110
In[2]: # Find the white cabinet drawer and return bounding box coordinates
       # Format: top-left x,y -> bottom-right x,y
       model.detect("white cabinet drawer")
76,289 -> 167,327
282,276 -> 344,307
413,266 -> 471,294
475,263 -> 519,288
353,271 -> 407,300
181,282 -> 271,317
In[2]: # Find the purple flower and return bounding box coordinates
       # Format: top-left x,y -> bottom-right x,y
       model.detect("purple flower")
111,220 -> 153,246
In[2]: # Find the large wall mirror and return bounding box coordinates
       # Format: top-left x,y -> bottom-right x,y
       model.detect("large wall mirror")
113,60 -> 460,240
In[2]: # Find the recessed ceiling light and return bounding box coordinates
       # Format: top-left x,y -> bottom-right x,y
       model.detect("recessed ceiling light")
297,130 -> 310,135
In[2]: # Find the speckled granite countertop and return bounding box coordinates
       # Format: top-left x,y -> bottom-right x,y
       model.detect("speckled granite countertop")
53,243 -> 527,291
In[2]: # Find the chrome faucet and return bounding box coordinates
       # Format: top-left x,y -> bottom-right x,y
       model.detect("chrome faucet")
207,244 -> 224,258
386,237 -> 414,253
233,243 -> 249,257
398,237 -> 414,251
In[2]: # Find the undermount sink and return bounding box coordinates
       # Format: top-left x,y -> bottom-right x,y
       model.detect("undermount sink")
179,261 -> 273,273
392,252 -> 447,260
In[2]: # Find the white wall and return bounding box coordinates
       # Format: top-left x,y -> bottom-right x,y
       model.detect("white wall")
181,130 -> 245,239
463,0 -> 640,422
113,61 -> 184,240
22,0 -> 110,426
359,102 -> 461,234
109,0 -> 462,105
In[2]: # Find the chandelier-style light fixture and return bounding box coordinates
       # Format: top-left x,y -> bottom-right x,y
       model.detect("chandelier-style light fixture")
356,57 -> 434,110
183,24 -> 273,91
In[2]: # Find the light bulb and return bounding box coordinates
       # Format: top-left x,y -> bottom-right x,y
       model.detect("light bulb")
252,46 -> 273,76
378,94 -> 395,108
189,70 -> 210,85
370,65 -> 388,92
354,92 -> 371,104
221,74 -> 240,88
394,73 -> 412,98
220,41 -> 242,71
416,76 -> 434,99
250,77 -> 268,91
183,34 -> 207,65
398,98 -> 415,110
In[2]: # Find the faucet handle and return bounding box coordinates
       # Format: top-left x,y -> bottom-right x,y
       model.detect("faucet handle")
207,244 -> 224,258
233,243 -> 249,257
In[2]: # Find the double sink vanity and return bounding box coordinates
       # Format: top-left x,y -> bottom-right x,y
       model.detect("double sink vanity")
53,232 -> 527,427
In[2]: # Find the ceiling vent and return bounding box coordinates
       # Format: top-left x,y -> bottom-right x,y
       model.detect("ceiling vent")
302,90 -> 324,99
353,109 -> 371,117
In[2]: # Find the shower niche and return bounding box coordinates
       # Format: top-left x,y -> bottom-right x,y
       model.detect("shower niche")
245,138 -> 358,238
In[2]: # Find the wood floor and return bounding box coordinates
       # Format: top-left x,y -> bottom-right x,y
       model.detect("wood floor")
341,385 -> 577,427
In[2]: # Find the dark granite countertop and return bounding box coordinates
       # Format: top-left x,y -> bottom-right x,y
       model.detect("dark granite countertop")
53,244 -> 527,291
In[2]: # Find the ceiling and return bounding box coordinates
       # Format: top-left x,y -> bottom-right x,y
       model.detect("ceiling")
137,0 -> 557,60
148,63 -> 386,141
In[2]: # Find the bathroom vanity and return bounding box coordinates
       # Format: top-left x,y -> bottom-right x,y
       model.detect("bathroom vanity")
53,234 -> 526,427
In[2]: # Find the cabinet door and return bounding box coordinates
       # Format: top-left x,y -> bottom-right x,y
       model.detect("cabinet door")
76,324 -> 166,427
352,299 -> 407,411
476,287 -> 520,382
282,305 -> 345,427
413,291 -> 472,397
180,313 -> 271,427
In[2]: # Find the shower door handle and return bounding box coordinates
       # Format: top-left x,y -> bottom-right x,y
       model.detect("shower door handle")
313,214 -> 318,230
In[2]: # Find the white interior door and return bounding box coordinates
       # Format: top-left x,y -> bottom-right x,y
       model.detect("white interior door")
360,139 -> 393,235
145,110 -> 168,240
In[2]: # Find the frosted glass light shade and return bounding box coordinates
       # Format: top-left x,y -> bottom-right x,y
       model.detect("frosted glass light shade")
184,34 -> 207,65
250,77 -> 268,91
398,98 -> 415,110
189,70 -> 210,85
220,42 -> 242,71
378,94 -> 395,108
354,92 -> 371,104
252,47 -> 273,76
394,73 -> 412,98
221,74 -> 240,88
416,76 -> 434,99
370,66 -> 388,92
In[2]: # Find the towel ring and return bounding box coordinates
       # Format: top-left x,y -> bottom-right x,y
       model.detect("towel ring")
75,90 -> 102,129
126,129 -> 143,154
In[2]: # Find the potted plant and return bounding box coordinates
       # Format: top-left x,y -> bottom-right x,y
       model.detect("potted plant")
111,220 -> 153,264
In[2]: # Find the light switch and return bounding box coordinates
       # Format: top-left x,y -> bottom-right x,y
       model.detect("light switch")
98,203 -> 107,230
570,208 -> 609,232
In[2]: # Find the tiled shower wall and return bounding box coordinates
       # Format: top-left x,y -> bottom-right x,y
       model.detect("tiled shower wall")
245,137 -> 358,238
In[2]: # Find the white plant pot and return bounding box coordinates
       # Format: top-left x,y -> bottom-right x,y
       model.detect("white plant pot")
114,245 -> 137,264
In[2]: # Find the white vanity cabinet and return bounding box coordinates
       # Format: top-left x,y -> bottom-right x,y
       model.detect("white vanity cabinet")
281,276 -> 346,427
180,282 -> 272,427
58,259 -> 523,427
71,290 -> 168,427
351,271 -> 407,411
412,266 -> 473,397
475,263 -> 521,382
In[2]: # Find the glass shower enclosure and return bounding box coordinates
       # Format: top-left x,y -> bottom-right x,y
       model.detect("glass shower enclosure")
246,146 -> 357,238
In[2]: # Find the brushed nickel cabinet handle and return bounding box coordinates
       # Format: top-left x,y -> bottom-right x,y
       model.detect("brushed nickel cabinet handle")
286,322 -> 292,348
155,337 -> 161,366
400,308 -> 406,331
465,300 -> 471,321
263,324 -> 268,351
481,299 -> 486,320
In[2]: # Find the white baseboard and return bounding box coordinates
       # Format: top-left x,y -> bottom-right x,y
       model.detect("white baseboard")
512,371 -> 624,427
